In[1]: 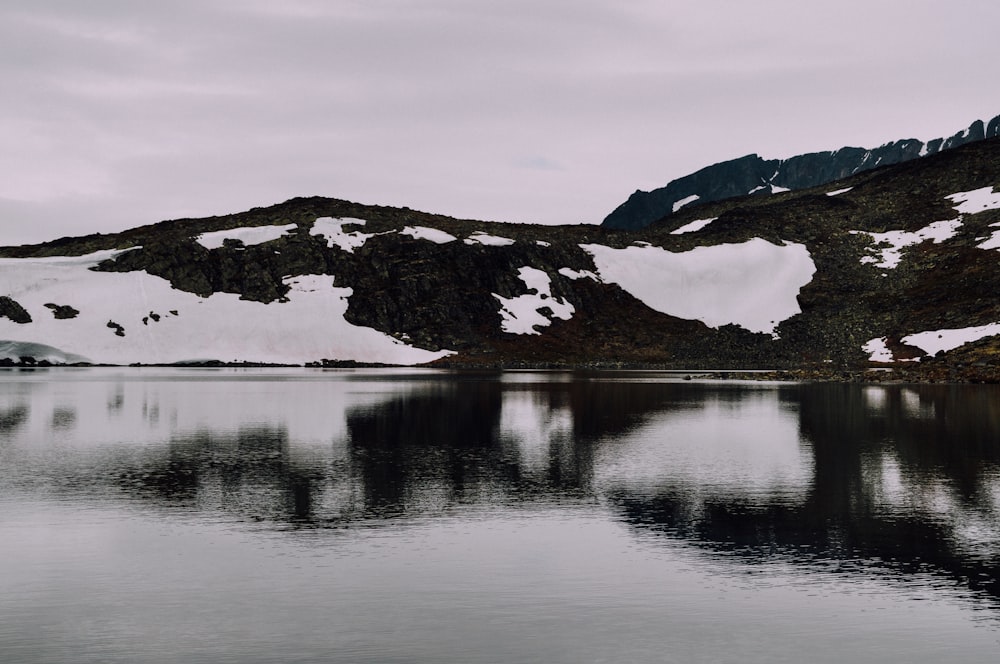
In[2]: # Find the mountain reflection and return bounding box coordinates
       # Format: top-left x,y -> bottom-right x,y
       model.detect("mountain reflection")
613,383 -> 1000,606
1,371 -> 998,608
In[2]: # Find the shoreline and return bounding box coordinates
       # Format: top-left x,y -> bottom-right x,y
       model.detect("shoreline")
2,358 -> 997,383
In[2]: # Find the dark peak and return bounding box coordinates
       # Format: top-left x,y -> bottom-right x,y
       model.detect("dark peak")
603,113 -> 1000,231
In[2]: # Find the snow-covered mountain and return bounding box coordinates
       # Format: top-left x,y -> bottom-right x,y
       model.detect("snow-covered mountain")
2,137 -> 1000,378
603,114 -> 1000,231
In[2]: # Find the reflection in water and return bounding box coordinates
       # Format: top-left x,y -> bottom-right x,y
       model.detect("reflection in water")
1,369 -> 999,616
614,383 -> 1000,607
0,402 -> 29,437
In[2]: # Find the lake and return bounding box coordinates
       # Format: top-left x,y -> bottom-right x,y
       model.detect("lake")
1,368 -> 998,663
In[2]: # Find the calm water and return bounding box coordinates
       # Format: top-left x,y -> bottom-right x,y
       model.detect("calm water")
1,368 -> 999,663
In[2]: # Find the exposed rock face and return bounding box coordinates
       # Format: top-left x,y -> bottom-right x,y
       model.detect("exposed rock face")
603,114 -> 1000,230
0,296 -> 32,324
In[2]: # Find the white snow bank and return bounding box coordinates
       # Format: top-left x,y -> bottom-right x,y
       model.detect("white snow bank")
464,231 -> 515,246
976,225 -> 1000,251
400,226 -> 457,244
493,267 -> 574,335
311,217 -> 376,253
902,323 -> 1000,356
672,194 -> 700,213
0,250 -> 452,365
862,337 -> 894,363
0,340 -> 89,364
670,218 -> 717,235
946,186 -> 1000,214
581,238 -> 815,335
851,218 -> 962,269
196,224 -> 296,250
826,187 -> 853,196
557,267 -> 600,281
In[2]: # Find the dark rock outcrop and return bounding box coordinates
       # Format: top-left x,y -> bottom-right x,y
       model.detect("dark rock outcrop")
603,114 -> 1000,230
44,303 -> 80,319
0,296 -> 32,324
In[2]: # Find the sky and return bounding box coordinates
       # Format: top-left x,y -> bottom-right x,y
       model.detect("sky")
2,0 -> 999,246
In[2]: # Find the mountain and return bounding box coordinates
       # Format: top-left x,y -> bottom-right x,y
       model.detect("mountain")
603,115 -> 1000,231
2,137 -> 1000,379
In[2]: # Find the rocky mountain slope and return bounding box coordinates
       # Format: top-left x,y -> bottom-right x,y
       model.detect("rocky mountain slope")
603,114 -> 1000,231
2,137 -> 1000,378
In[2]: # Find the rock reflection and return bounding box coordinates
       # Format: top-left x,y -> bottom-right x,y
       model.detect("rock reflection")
107,383 -> 125,414
613,383 -> 1000,607
50,406 -> 76,430
0,403 -> 29,438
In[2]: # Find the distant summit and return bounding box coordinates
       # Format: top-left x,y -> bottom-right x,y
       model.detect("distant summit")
602,114 -> 1000,230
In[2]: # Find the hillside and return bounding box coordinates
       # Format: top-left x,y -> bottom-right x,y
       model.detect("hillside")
603,114 -> 1000,230
2,138 -> 1000,379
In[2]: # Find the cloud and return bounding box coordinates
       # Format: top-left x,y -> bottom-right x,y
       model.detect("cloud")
1,0 -> 999,244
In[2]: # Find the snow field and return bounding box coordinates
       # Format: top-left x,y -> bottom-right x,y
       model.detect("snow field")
311,217 -> 376,252
862,337 -> 894,363
851,218 -> 962,269
672,194 -> 700,213
557,267 -> 600,281
862,322 -> 1000,361
580,238 -> 816,335
464,231 -> 515,247
902,323 -> 1000,357
493,267 -> 574,335
0,251 -> 452,365
670,218 -> 717,235
946,186 -> 1000,214
400,226 -> 457,244
195,224 -> 297,249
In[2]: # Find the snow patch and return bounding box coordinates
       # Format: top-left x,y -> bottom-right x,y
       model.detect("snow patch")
670,218 -> 717,235
195,224 -> 297,250
862,337 -> 894,363
976,225 -> 1000,251
851,218 -> 963,269
311,217 -> 375,253
400,226 -> 457,244
947,186 -> 1000,215
493,267 -> 574,335
672,194 -> 700,213
580,238 -> 816,335
0,340 -> 89,364
557,267 -> 600,282
826,187 -> 853,196
464,231 -> 515,247
0,251 -> 452,365
902,323 -> 1000,356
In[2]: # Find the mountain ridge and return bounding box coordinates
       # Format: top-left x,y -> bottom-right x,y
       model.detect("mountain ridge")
602,114 -> 1000,230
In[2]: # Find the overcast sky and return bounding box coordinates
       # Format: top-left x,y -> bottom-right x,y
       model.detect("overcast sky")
3,0 -> 999,245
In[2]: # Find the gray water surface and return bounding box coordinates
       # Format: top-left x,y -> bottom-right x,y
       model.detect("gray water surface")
1,368 -> 998,663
